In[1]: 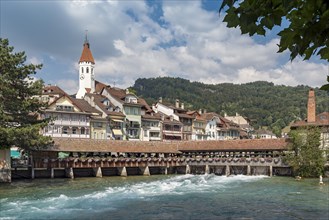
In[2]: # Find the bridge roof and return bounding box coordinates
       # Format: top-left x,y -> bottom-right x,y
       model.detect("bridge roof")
44,138 -> 289,153
49,138 -> 181,154
178,138 -> 289,152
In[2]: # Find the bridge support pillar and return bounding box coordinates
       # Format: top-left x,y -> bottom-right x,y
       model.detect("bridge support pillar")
93,167 -> 102,177
205,165 -> 210,174
51,168 -> 54,179
247,165 -> 251,176
118,167 -> 127,177
164,167 -> 168,175
269,165 -> 273,177
65,167 -> 74,179
186,165 -> 191,174
140,166 -> 150,176
31,168 -> 35,179
225,165 -> 230,176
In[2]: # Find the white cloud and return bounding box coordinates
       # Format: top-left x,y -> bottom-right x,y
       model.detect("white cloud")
235,59 -> 327,87
28,56 -> 43,65
279,59 -> 327,87
89,0 -> 300,89
53,79 -> 78,95
113,40 -> 135,56
101,1 -> 327,88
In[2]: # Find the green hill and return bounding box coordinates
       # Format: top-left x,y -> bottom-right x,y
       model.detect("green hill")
132,77 -> 328,135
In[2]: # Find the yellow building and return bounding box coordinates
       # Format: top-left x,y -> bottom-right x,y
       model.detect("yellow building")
90,116 -> 107,140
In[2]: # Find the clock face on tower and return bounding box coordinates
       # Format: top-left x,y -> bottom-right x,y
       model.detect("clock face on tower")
80,74 -> 85,80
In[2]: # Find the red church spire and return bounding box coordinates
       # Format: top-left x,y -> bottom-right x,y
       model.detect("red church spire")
79,30 -> 95,64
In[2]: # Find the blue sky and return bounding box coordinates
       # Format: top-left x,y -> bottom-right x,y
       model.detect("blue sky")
1,0 -> 327,94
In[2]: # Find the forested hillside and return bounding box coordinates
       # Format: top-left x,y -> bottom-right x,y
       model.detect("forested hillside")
132,77 -> 328,135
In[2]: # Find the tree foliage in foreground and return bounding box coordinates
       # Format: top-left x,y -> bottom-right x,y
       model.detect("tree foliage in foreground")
0,38 -> 51,150
284,127 -> 326,177
219,0 -> 329,62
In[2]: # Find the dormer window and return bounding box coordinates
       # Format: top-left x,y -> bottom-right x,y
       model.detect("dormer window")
125,95 -> 137,104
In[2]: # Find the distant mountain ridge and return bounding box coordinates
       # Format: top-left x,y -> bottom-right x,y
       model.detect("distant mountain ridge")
132,77 -> 328,135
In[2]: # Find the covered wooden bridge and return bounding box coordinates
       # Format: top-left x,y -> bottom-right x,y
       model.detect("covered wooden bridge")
10,138 -> 291,179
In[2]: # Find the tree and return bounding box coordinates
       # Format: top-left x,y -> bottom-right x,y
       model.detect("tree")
0,38 -> 51,150
284,127 -> 326,177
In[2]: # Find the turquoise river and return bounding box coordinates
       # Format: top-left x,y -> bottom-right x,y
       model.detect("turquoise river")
0,175 -> 328,219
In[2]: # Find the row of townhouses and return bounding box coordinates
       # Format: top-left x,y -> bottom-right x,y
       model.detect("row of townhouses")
39,36 -> 245,141
40,84 -> 243,141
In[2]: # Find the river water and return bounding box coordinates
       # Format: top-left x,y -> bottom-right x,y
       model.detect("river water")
0,175 -> 328,220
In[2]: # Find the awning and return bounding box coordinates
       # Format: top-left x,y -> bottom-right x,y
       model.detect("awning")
10,148 -> 20,159
113,129 -> 123,136
111,119 -> 123,123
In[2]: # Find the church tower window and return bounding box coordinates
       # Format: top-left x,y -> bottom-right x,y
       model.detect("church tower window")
86,67 -> 89,73
81,67 -> 84,73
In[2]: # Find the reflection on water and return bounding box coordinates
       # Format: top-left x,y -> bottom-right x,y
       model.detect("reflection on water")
1,175 -> 328,219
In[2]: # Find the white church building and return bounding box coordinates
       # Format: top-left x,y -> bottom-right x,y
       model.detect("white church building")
76,35 -> 96,99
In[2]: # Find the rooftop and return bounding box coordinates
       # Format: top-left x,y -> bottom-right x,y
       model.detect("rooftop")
44,138 -> 289,153
291,112 -> 329,128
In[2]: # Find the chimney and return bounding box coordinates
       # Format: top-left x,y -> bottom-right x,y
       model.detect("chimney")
181,103 -> 184,109
125,89 -> 129,94
175,99 -> 180,108
159,97 -> 162,103
307,89 -> 316,123
199,109 -> 202,114
204,109 -> 207,114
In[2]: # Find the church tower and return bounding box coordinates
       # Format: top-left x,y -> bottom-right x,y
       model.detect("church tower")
76,33 -> 95,98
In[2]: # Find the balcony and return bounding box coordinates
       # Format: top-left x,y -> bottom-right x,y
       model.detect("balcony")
183,126 -> 192,132
53,120 -> 89,126
149,137 -> 161,141
44,133 -> 90,138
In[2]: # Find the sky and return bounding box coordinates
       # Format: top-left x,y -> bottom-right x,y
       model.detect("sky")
1,0 -> 328,95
